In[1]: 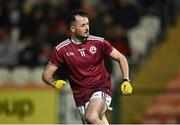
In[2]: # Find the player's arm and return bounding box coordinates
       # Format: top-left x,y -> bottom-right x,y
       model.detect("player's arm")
109,48 -> 129,80
42,64 -> 66,90
109,48 -> 133,95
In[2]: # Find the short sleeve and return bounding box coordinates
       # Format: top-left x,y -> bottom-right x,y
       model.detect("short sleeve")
102,39 -> 113,56
48,49 -> 64,67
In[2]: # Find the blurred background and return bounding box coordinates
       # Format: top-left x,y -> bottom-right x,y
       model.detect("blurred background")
0,0 -> 180,124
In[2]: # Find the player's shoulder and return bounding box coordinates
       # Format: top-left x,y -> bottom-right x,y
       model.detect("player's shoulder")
87,35 -> 105,42
55,39 -> 71,51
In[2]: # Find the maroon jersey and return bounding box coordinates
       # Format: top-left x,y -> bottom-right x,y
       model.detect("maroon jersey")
49,35 -> 113,106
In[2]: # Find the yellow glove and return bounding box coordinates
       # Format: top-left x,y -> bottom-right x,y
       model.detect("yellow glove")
51,80 -> 66,90
121,79 -> 133,95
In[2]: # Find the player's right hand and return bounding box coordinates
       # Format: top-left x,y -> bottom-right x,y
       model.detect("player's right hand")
51,80 -> 66,90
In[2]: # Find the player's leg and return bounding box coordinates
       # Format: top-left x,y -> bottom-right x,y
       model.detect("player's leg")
78,91 -> 112,124
100,104 -> 109,124
100,113 -> 109,124
78,100 -> 109,124
84,98 -> 108,124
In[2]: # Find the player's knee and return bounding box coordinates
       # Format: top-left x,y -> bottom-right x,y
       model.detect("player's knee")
85,111 -> 99,123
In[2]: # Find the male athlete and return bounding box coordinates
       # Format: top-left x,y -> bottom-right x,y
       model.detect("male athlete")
42,10 -> 133,124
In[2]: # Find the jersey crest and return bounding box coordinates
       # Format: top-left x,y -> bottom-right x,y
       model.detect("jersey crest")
89,46 -> 97,54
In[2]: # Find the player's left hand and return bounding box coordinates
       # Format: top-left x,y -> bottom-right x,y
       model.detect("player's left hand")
121,79 -> 133,95
51,80 -> 66,90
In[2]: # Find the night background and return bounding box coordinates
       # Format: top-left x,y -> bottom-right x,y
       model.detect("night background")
0,0 -> 180,124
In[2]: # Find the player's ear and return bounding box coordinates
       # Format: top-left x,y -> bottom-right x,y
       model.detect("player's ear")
71,25 -> 75,33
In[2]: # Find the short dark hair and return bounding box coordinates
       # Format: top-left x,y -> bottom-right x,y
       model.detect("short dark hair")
67,10 -> 88,26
